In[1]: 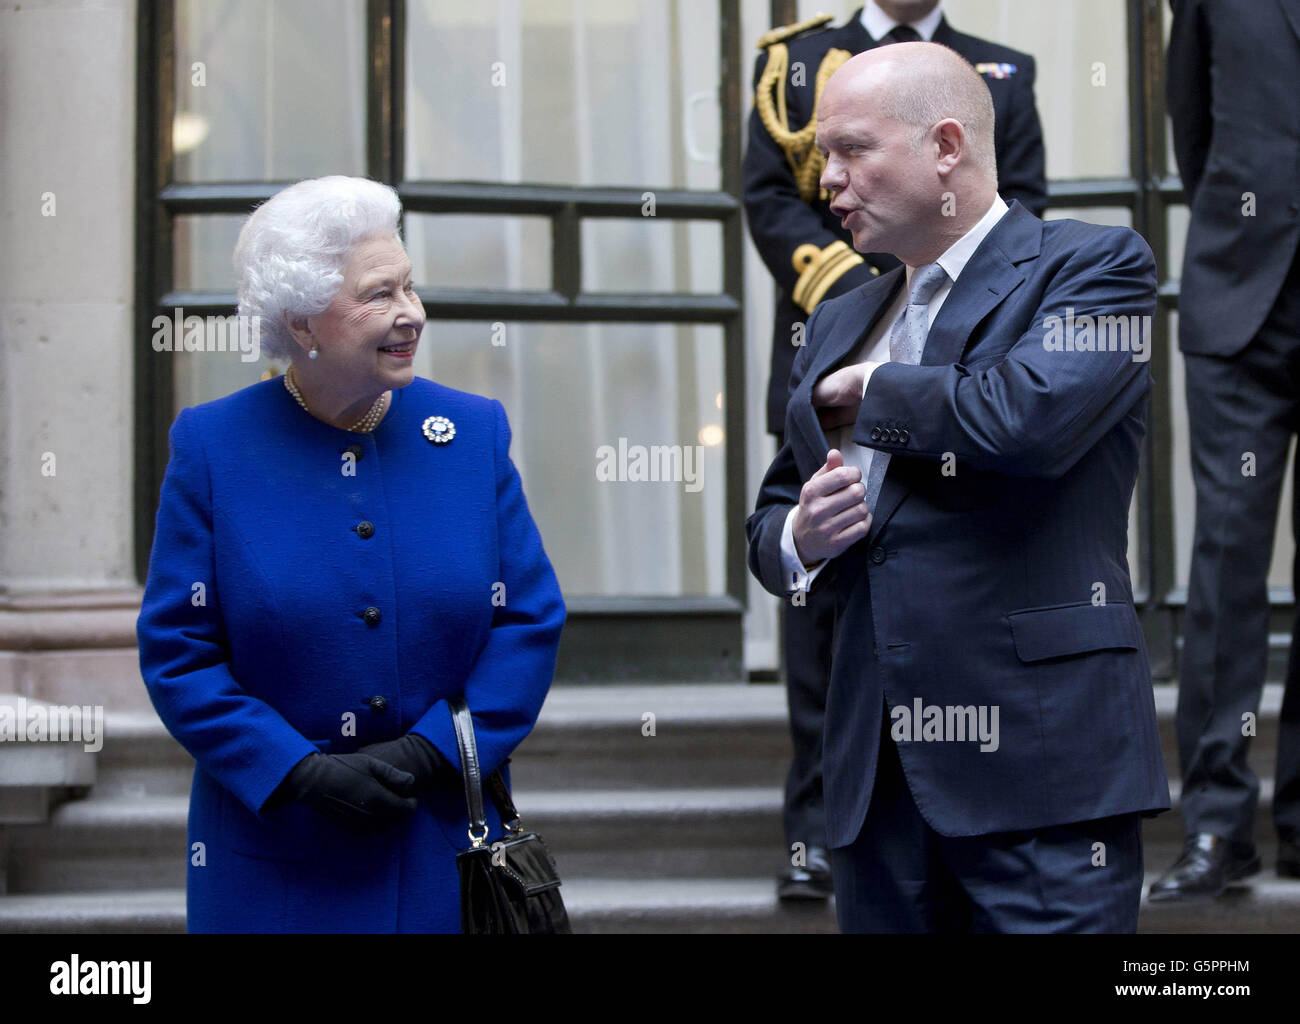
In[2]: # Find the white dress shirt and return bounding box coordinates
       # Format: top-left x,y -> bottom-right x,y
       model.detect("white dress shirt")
779,194 -> 1010,591
860,0 -> 943,42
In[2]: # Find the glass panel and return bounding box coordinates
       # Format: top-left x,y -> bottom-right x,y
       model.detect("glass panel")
169,340 -> 274,412
173,0 -> 366,181
1166,203 -> 1189,283
790,0 -> 1131,179
1043,206 -> 1133,229
416,320 -> 727,596
582,219 -> 723,293
404,0 -> 721,189
405,214 -> 552,290
173,215 -> 244,292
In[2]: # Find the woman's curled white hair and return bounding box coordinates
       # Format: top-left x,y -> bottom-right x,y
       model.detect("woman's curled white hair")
234,176 -> 403,362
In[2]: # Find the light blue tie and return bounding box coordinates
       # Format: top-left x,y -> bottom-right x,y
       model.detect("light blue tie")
862,262 -> 949,515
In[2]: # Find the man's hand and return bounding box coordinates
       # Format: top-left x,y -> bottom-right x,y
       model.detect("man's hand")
812,362 -> 876,431
792,449 -> 872,566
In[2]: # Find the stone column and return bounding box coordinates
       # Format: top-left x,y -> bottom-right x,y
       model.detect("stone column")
0,0 -> 145,709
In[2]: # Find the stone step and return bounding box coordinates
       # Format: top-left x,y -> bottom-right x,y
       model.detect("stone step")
0,888 -> 185,933
3,788 -> 795,892
3,876 -> 1298,934
98,684 -> 797,796
94,711 -> 193,798
0,881 -> 837,935
11,779 -> 1290,895
4,796 -> 188,893
99,683 -> 1284,798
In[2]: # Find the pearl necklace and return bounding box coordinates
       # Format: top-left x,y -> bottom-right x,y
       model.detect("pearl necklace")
284,366 -> 388,433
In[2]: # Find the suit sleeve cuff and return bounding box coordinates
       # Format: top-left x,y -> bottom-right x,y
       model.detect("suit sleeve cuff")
780,507 -> 828,591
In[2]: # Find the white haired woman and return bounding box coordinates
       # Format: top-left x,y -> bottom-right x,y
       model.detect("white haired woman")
136,175 -> 565,933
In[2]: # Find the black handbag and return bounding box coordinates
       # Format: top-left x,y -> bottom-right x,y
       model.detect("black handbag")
449,698 -> 571,934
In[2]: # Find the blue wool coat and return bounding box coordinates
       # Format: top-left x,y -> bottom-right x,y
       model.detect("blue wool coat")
136,376 -> 565,933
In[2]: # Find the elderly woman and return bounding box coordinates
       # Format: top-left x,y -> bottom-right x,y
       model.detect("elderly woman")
136,175 -> 565,933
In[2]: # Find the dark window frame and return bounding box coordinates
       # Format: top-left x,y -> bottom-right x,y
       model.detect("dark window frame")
135,0 -> 748,682
139,0 -> 1286,684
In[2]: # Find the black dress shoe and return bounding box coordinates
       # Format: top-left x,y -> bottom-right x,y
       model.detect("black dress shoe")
1279,838 -> 1300,879
1147,833 -> 1261,901
777,845 -> 833,901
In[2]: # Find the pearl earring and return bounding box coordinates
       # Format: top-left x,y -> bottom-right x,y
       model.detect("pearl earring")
308,345 -> 319,360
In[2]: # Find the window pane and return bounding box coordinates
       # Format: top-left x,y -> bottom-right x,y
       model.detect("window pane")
582,219 -> 723,294
173,215 -> 244,291
173,0 -> 366,181
405,0 -> 721,189
790,0 -> 1131,179
1043,206 -> 1132,229
414,320 -> 728,596
406,214 -> 552,290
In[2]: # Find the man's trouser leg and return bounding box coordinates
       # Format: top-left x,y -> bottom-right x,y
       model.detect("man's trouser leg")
1180,273 -> 1300,843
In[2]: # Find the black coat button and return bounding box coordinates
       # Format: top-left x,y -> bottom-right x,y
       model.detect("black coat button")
869,547 -> 887,565
343,444 -> 364,461
367,695 -> 387,712
362,606 -> 381,626
899,429 -> 909,444
888,428 -> 900,442
870,427 -> 883,442
355,521 -> 375,539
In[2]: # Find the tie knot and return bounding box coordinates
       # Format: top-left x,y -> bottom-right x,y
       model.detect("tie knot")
884,24 -> 922,44
907,263 -> 948,306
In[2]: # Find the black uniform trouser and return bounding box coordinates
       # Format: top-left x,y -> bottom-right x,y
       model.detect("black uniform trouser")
776,432 -> 833,852
1179,249 -> 1300,846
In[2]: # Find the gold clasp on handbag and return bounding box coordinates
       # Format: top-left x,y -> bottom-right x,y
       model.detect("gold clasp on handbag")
468,823 -> 489,847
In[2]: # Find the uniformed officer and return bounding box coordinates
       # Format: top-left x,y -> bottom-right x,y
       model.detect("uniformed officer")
743,0 -> 1048,900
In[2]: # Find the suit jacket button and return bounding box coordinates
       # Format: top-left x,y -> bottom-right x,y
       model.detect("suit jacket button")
362,606 -> 381,626
899,429 -> 909,444
355,521 -> 375,539
367,695 -> 387,712
870,427 -> 883,442
888,428 -> 900,442
870,547 -> 887,565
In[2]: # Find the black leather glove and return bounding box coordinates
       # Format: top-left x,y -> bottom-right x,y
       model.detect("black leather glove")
355,733 -> 454,792
263,752 -> 419,836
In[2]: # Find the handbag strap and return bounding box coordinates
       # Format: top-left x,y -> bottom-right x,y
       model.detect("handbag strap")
449,698 -> 524,846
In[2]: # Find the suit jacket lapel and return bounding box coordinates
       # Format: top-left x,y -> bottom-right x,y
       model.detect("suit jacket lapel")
789,269 -> 904,480
867,203 -> 1043,543
921,204 -> 1039,367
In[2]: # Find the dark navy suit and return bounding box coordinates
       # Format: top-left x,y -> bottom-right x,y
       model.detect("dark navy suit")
137,376 -> 565,932
743,7 -> 1047,864
747,203 -> 1171,930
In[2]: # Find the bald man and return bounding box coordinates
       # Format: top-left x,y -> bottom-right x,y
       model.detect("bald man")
746,43 -> 1170,933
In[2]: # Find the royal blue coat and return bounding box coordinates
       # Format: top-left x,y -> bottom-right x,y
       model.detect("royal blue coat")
137,376 -> 565,932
